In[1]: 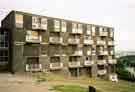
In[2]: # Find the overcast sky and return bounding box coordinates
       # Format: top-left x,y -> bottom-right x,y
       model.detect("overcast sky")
0,0 -> 133,52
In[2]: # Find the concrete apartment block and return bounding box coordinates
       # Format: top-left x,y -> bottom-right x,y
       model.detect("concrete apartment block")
1,10 -> 117,79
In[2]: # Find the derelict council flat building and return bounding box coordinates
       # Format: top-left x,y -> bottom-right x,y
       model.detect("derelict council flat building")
1,11 -> 117,78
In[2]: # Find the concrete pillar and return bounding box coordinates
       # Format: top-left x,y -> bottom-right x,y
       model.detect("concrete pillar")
77,68 -> 80,77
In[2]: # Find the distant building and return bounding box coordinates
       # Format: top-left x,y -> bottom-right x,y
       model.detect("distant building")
1,10 -> 117,78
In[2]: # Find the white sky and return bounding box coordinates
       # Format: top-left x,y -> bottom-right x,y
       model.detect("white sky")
0,0 -> 133,51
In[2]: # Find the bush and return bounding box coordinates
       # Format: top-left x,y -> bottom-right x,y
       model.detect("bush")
116,68 -> 135,82
116,55 -> 135,81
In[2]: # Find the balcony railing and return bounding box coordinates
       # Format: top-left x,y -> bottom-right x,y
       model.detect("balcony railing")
25,64 -> 42,72
68,61 -> 81,68
52,28 -> 60,32
72,50 -> 83,56
97,60 -> 107,65
32,22 -> 40,29
49,37 -> 63,44
110,32 -> 114,37
97,40 -> 106,45
98,51 -> 108,55
84,60 -> 94,66
41,18 -> 47,30
98,69 -> 107,75
84,39 -> 93,45
108,59 -> 117,64
26,35 -> 42,43
87,50 -> 91,55
49,62 -> 63,70
108,41 -> 114,46
86,30 -> 91,35
71,29 -> 82,34
68,38 -> 80,44
99,31 -> 108,36
110,50 -> 114,55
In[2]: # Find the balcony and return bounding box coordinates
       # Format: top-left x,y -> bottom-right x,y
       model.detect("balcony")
97,60 -> 107,65
68,61 -> 81,68
26,31 -> 42,43
40,18 -> 47,30
32,22 -> 40,30
71,29 -> 83,34
98,69 -> 107,75
72,50 -> 83,56
108,41 -> 114,46
98,51 -> 108,55
92,51 -> 96,55
108,59 -> 117,64
25,64 -> 42,72
32,16 -> 40,30
68,38 -> 80,44
84,60 -> 94,66
110,31 -> 114,37
110,50 -> 114,55
49,37 -> 63,44
87,50 -> 91,55
84,39 -> 93,45
97,40 -> 106,45
52,28 -> 60,32
99,31 -> 108,36
86,30 -> 91,35
61,21 -> 67,32
49,62 -> 63,70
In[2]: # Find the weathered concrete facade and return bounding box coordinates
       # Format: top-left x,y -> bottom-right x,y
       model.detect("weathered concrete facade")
1,10 -> 117,79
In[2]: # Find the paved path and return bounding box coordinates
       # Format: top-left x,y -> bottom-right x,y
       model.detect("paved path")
0,73 -> 56,92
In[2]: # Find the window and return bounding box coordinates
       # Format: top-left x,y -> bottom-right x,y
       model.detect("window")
84,35 -> 91,40
92,26 -> 95,36
41,18 -> 47,24
61,21 -> 66,32
51,57 -> 60,63
41,18 -> 47,30
41,45 -> 47,55
99,27 -> 102,32
32,16 -> 39,24
15,14 -> 23,28
26,31 -> 41,41
72,23 -> 77,29
78,24 -> 83,33
87,25 -> 91,35
78,24 -> 82,30
32,16 -> 40,29
54,20 -> 60,28
0,31 -> 8,48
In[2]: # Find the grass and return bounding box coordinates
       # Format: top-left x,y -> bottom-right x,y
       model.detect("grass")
53,85 -> 89,92
36,73 -> 135,92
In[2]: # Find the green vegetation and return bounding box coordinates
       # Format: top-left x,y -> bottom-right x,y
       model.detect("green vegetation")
35,73 -> 47,83
36,73 -> 135,92
117,55 -> 135,81
53,85 -> 89,92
